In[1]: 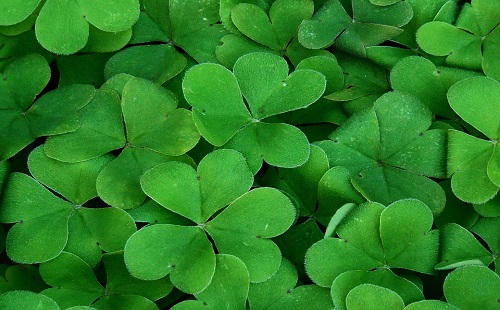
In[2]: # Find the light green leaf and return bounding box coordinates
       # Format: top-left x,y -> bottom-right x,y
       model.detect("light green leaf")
35,0 -> 89,55
0,0 -> 41,26
248,258 -> 298,309
268,285 -> 334,310
233,52 -> 326,119
28,146 -> 114,205
0,291 -> 58,310
448,77 -> 500,140
195,254 -> 249,309
183,63 -> 252,146
64,207 -> 137,267
443,265 -> 500,309
2,53 -> 50,110
206,187 -> 296,282
0,173 -> 73,263
448,130 -> 498,204
124,224 -> 215,294
331,269 -> 424,310
324,203 -> 357,239
346,284 -> 405,310
435,223 -> 492,270
76,0 -> 140,32
82,26 -> 132,53
96,147 -> 191,209
404,300 -> 459,310
298,0 -> 352,49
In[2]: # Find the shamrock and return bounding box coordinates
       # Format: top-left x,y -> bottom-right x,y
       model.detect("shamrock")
317,91 -> 447,214
124,149 -> 296,293
44,75 -> 200,209
447,77 -> 500,204
305,199 -> 439,287
0,53 -> 95,161
183,52 -> 326,173
416,0 -> 500,80
0,146 -> 137,265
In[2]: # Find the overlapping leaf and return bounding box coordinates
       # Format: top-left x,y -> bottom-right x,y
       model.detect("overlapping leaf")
317,91 -> 447,214
183,52 -> 325,172
305,199 -> 439,287
447,77 -> 500,204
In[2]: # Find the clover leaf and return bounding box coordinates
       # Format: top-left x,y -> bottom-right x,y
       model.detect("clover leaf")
0,54 -> 95,161
404,300 -> 459,310
390,56 -> 482,118
183,52 -> 325,172
298,0 -> 413,56
39,252 -> 105,308
125,160 -> 295,292
447,77 -> 500,204
416,0 -> 500,80
0,291 -> 58,310
317,91 -> 447,214
267,285 -> 334,310
31,0 -> 140,55
230,0 -> 314,51
0,172 -> 136,265
305,199 -> 439,287
331,269 -> 424,310
44,76 -> 200,209
92,295 -> 159,310
443,265 -> 500,309
0,264 -> 47,293
345,284 -> 405,310
248,257 -> 297,309
172,254 -> 249,309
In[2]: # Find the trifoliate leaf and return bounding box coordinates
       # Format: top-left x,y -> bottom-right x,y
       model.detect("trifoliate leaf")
76,0 -> 140,33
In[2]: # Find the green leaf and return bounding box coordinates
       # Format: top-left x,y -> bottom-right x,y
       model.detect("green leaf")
28,146 -> 114,205
127,199 -> 194,226
96,147 -> 192,209
124,224 -> 215,294
268,285 -> 334,310
435,223 -> 493,270
121,77 -> 199,155
216,34 -> 278,69
82,26 -> 132,53
331,269 -> 424,310
104,45 -> 187,84
248,258 -> 298,309
473,193 -> 500,217
0,264 -> 48,293
76,0 -> 140,32
195,254 -> 249,309
43,89 -> 125,162
324,203 -> 357,239
346,284 -> 405,310
64,207 -> 137,267
39,252 -> 104,308
183,63 -> 252,146
296,55 -> 344,94
233,52 -> 326,119
35,0 -> 89,55
0,0 -> 41,26
225,122 -> 311,172
103,251 -> 172,301
471,216 -> 500,256
231,0 -> 314,50
2,53 -> 50,110
0,291 -> 58,310
26,84 -> 96,137
380,199 -> 439,273
298,0 -> 352,49
0,110 -> 33,161
448,130 -> 498,204
206,187 -> 296,282
0,173 -> 73,263
443,265 -> 500,309
92,295 -> 159,310
404,300 -> 459,310
448,77 -> 500,140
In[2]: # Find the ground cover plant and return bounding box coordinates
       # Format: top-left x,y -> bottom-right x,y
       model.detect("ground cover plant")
0,0 -> 499,309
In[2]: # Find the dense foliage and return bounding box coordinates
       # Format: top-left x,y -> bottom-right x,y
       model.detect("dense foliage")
0,0 -> 499,309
